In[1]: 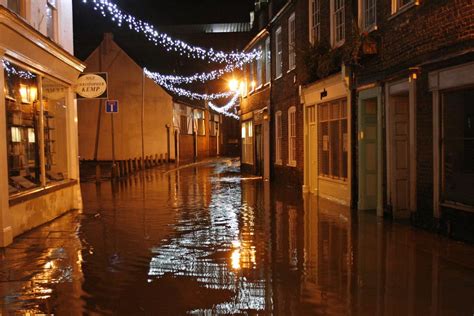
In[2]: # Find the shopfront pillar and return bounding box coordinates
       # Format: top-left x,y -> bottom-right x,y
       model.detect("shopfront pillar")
0,50 -> 14,246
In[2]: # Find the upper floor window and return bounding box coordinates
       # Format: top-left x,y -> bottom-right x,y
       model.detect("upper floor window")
7,0 -> 23,16
265,37 -> 271,84
309,0 -> 320,44
392,0 -> 415,13
288,106 -> 297,166
361,0 -> 376,30
257,44 -> 263,88
288,13 -> 296,71
331,0 -> 345,47
275,26 -> 283,79
46,0 -> 58,40
275,111 -> 282,164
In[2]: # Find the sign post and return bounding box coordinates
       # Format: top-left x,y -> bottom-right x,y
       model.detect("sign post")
106,100 -> 119,179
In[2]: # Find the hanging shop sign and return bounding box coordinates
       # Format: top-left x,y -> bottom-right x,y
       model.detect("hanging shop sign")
76,72 -> 108,99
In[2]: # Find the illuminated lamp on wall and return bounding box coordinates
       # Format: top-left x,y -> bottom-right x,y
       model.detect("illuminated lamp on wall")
19,84 -> 38,103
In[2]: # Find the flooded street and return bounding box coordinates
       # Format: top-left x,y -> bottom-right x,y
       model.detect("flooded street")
1,159 -> 473,315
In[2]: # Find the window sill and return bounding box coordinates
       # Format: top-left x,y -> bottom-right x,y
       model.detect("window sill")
275,160 -> 282,165
318,176 -> 347,185
9,179 -> 78,207
332,39 -> 345,49
274,75 -> 283,81
287,161 -> 297,167
388,2 -> 418,20
287,67 -> 296,74
362,24 -> 378,33
441,201 -> 474,213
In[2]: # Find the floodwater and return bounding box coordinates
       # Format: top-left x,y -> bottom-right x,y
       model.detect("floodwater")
1,159 -> 473,315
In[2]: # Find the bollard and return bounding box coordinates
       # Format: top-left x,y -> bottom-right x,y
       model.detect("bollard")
154,154 -> 159,166
133,158 -> 137,172
165,153 -> 169,163
160,154 -> 164,164
117,161 -> 122,178
127,159 -> 132,175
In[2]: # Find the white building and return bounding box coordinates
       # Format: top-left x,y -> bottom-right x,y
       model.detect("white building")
0,1 -> 85,246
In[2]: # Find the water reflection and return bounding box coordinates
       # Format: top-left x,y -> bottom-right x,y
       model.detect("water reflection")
0,160 -> 473,315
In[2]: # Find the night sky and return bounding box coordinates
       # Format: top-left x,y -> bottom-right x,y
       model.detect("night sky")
73,0 -> 255,100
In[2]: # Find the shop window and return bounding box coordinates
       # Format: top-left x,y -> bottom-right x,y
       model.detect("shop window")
180,115 -> 189,134
42,77 -> 69,182
319,99 -> 348,180
209,114 -> 219,137
442,88 -> 474,207
288,107 -> 297,166
4,62 -> 41,194
242,120 -> 254,165
275,111 -> 282,164
46,0 -> 58,41
194,110 -> 206,136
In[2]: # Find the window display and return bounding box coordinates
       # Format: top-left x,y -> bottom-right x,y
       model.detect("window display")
4,63 -> 41,193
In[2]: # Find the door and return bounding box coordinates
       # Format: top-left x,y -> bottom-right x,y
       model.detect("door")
391,95 -> 410,217
307,106 -> 317,193
255,124 -> 263,176
358,97 -> 378,210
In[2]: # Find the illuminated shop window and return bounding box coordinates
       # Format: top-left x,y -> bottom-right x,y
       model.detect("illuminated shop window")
242,120 -> 254,164
318,99 -> 348,180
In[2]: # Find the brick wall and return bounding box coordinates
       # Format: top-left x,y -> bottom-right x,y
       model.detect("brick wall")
270,0 -> 310,187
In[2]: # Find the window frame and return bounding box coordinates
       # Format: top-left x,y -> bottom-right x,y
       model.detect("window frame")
309,0 -> 321,45
331,0 -> 345,48
257,44 -> 263,88
275,111 -> 282,165
391,0 -> 416,15
288,13 -> 296,71
46,0 -> 59,41
360,0 -> 377,31
275,26 -> 283,79
288,106 -> 297,167
265,37 -> 271,85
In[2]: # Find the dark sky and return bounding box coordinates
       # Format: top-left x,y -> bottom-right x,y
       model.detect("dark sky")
73,0 -> 255,60
73,0 -> 255,101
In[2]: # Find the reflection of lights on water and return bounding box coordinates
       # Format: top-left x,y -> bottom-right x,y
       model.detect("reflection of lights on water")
231,249 -> 241,270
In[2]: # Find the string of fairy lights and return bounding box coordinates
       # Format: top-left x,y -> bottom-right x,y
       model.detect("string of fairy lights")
2,59 -> 36,79
80,0 -> 254,118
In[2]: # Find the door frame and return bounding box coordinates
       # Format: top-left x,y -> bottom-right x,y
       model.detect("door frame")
358,86 -> 383,215
385,78 -> 417,218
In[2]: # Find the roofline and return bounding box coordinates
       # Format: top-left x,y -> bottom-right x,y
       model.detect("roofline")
244,28 -> 269,51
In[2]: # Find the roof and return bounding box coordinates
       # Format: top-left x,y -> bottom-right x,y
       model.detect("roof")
159,23 -> 251,34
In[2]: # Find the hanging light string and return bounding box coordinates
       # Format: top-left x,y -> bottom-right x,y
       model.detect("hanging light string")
145,60 -> 245,85
144,68 -> 234,100
208,92 -> 241,120
82,0 -> 261,65
2,59 -> 36,79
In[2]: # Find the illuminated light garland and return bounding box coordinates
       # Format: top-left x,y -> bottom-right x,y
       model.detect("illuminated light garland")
208,93 -> 240,120
144,68 -> 234,100
146,60 -> 245,85
82,0 -> 262,65
2,59 -> 36,79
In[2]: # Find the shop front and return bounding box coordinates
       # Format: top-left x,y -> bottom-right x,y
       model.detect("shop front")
0,7 -> 84,246
303,73 -> 353,206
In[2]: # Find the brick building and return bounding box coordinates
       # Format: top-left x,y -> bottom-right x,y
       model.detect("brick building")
355,0 -> 474,241
240,3 -> 272,179
173,100 -> 223,163
300,0 -> 474,241
270,0 -> 310,188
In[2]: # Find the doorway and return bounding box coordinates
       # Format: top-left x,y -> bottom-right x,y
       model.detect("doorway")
255,124 -> 263,176
388,91 -> 411,218
358,96 -> 378,210
307,106 -> 317,193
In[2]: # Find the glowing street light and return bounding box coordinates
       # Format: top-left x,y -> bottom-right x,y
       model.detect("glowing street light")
229,79 -> 240,92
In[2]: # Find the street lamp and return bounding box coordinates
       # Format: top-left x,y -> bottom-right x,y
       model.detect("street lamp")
229,79 -> 239,92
